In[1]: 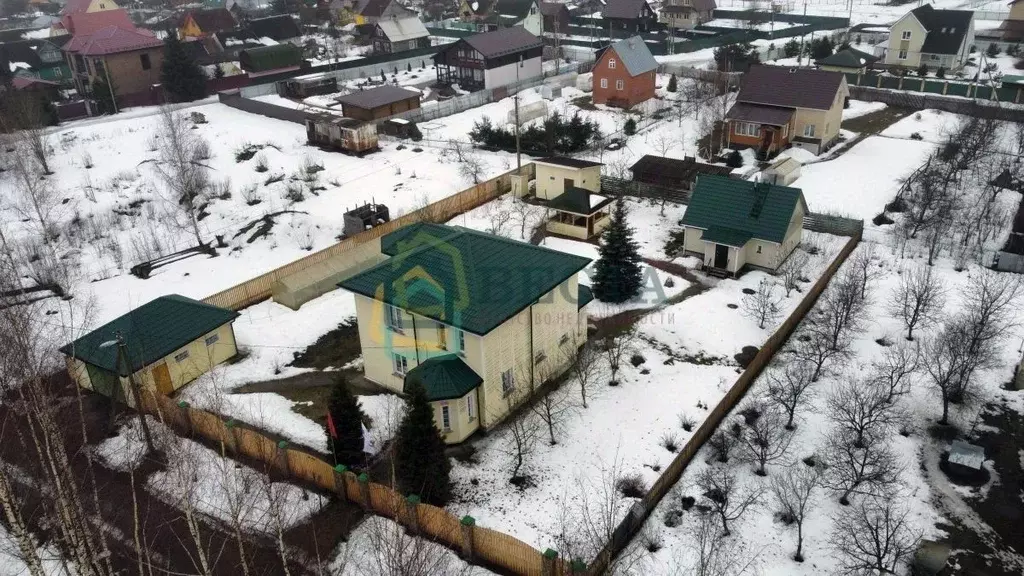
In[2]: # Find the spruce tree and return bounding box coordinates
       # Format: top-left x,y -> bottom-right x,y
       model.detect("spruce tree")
394,382 -> 451,504
325,375 -> 366,468
591,198 -> 644,304
667,73 -> 677,92
161,33 -> 207,103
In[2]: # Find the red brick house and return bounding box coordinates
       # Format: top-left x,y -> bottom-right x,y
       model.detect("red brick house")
592,36 -> 657,108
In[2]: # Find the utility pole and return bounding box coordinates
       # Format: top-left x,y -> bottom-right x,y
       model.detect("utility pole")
515,54 -> 522,172
110,333 -> 156,454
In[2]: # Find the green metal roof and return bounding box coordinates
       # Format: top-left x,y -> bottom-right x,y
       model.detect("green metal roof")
380,222 -> 453,256
681,175 -> 806,245
815,47 -> 878,69
59,295 -> 239,374
546,187 -> 613,216
702,225 -> 754,248
339,224 -> 591,335
578,284 -> 594,309
404,354 -> 482,401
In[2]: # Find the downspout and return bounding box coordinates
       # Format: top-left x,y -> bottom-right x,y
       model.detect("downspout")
412,315 -> 420,364
528,303 -> 535,391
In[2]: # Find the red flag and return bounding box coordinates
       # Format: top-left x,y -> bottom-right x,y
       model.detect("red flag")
327,411 -> 338,439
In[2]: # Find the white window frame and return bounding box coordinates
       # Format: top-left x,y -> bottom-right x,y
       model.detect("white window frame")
392,353 -> 408,376
901,30 -> 911,40
441,404 -> 451,431
204,334 -> 219,347
456,329 -> 466,356
615,79 -> 624,91
608,58 -> 616,69
803,124 -> 816,137
386,304 -> 403,333
600,77 -> 608,89
898,49 -> 908,60
174,350 -> 190,362
467,391 -> 475,420
501,369 -> 515,396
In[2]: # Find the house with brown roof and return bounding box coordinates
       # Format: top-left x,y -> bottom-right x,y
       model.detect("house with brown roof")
660,0 -> 715,30
725,65 -> 848,157
178,8 -> 237,40
371,15 -> 430,54
592,35 -> 657,108
63,25 -> 164,110
432,26 -> 543,91
336,84 -> 421,120
602,0 -> 657,34
540,2 -> 570,34
629,154 -> 733,191
533,157 -> 613,240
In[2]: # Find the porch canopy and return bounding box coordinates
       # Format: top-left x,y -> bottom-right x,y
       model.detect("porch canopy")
547,186 -> 614,216
701,225 -> 752,248
725,103 -> 794,127
404,354 -> 482,402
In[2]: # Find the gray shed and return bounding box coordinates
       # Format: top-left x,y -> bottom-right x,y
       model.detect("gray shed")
764,156 -> 802,186
948,440 -> 985,472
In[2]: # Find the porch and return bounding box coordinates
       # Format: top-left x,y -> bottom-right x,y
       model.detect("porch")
725,103 -> 795,160
434,61 -> 485,91
544,187 -> 614,240
698,225 -> 752,278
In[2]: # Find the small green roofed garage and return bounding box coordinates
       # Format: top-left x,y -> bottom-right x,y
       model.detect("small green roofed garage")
403,354 -> 483,401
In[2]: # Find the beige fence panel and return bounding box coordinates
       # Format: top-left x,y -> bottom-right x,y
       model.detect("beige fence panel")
369,482 -> 405,519
587,232 -> 862,575
287,449 -> 333,489
235,426 -> 278,463
417,503 -> 462,545
475,527 -> 544,576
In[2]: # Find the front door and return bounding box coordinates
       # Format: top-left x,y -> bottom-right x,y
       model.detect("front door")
714,244 -> 729,269
151,362 -> 174,395
564,178 -> 575,191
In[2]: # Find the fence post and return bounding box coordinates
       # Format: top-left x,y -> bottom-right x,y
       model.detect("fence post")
275,440 -> 290,474
357,472 -> 372,510
333,465 -> 348,500
404,494 -> 420,534
222,419 -> 238,455
177,400 -> 192,435
459,515 -> 475,561
542,549 -> 558,576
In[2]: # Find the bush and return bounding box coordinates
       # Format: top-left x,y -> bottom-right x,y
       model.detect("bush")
663,508 -> 683,527
871,212 -> 894,226
642,528 -> 664,553
616,473 -> 646,498
679,413 -> 696,432
1008,44 -> 1021,57
708,430 -> 737,462
783,38 -> 800,58
664,276 -> 675,288
987,42 -> 1001,58
660,432 -> 680,453
407,122 -> 423,141
469,111 -> 601,155
667,73 -> 677,92
1016,56 -> 1024,70
935,66 -> 946,79
624,117 -> 637,136
630,352 -> 646,367
917,63 -> 929,77
726,149 -> 744,168
809,36 -> 834,60
909,132 -> 923,140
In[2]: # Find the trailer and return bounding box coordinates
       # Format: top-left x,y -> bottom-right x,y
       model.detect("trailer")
305,113 -> 379,155
281,75 -> 339,98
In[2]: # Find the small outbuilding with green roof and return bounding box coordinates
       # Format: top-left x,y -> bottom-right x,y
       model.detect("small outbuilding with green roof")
338,223 -> 594,443
677,175 -> 807,277
60,295 -> 240,401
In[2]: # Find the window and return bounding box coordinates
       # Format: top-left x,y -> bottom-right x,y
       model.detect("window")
615,79 -> 624,91
467,392 -> 475,420
501,369 -> 515,396
901,30 -> 911,40
559,334 -> 570,346
756,245 -> 762,254
803,124 -> 816,137
437,326 -> 447,350
386,305 -> 403,332
600,77 -> 608,89
174,350 -> 190,362
734,122 -> 759,137
456,329 -> 466,356
898,49 -> 908,60
392,353 -> 408,376
441,404 -> 451,431
140,53 -> 151,71
204,334 -> 220,346
534,351 -> 546,365
608,58 -> 616,69
930,54 -> 940,61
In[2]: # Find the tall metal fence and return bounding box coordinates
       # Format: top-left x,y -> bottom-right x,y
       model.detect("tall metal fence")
586,228 -> 863,575
844,71 -> 1024,105
848,85 -> 1024,122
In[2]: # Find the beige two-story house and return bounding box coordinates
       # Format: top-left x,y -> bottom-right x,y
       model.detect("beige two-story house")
338,223 -> 594,444
725,65 -> 848,157
677,175 -> 807,277
884,4 -> 974,70
533,157 -> 613,240
659,0 -> 716,30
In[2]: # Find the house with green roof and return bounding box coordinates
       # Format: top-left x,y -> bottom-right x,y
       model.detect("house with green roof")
816,46 -> 880,74
60,295 -> 240,402
677,175 -> 807,277
338,223 -> 593,443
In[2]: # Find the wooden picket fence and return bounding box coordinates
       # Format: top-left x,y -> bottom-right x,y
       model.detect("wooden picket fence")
134,389 -> 560,576
585,229 -> 863,575
201,164 -> 535,311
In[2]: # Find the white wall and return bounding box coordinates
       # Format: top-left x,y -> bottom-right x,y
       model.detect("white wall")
485,56 -> 542,89
520,10 -> 543,36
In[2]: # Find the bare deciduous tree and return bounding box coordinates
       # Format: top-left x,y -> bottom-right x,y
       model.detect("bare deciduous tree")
847,242 -> 883,301
708,429 -> 739,464
889,264 -> 946,341
829,496 -> 919,575
352,515 -> 472,576
741,279 -> 783,329
869,342 -> 918,404
764,360 -> 816,430
771,464 -> 821,562
603,328 -> 637,386
562,336 -> 605,409
695,465 -> 765,536
457,148 -> 486,184
149,106 -> 213,246
529,380 -> 577,445
776,251 -> 808,297
499,401 -> 540,482
821,429 -> 903,505
826,377 -> 904,449
738,406 -> 793,476
672,510 -> 762,575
